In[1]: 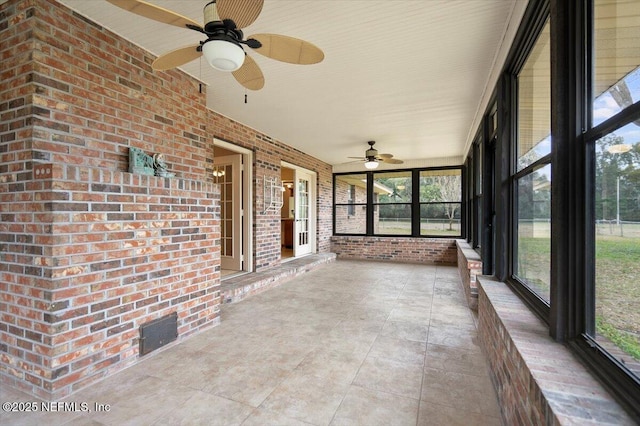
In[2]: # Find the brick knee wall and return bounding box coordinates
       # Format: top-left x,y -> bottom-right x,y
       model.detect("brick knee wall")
456,240 -> 481,309
477,277 -> 634,425
330,236 -> 457,265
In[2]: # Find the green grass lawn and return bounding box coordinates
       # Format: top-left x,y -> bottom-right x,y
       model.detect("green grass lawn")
518,233 -> 640,362
596,235 -> 640,361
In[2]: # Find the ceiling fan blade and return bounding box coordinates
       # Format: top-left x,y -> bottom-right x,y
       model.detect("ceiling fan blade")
382,158 -> 404,164
106,0 -> 202,30
378,153 -> 394,159
249,34 -> 324,64
347,157 -> 365,159
216,0 -> 264,29
152,45 -> 202,71
232,54 -> 265,90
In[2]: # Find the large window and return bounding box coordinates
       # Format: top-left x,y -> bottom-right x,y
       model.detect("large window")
594,125 -> 640,380
465,0 -> 640,416
585,0 -> 640,407
333,168 -> 461,237
419,169 -> 461,236
513,18 -> 552,304
373,171 -> 412,235
334,173 -> 367,234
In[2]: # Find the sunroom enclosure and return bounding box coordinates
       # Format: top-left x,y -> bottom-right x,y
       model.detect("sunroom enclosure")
462,0 -> 639,418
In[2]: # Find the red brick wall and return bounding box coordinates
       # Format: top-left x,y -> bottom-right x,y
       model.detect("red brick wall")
0,0 -> 220,400
456,240 -> 482,309
330,236 -> 457,265
207,115 -> 333,271
477,277 -> 633,425
0,0 -> 332,400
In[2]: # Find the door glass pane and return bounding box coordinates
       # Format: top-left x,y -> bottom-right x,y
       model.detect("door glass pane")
298,178 -> 309,245
517,19 -> 551,171
594,127 -> 640,374
515,164 -> 551,302
214,164 -> 235,258
593,0 -> 640,126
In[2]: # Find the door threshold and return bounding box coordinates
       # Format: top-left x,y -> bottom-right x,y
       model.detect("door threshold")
221,270 -> 249,281
282,253 -> 313,263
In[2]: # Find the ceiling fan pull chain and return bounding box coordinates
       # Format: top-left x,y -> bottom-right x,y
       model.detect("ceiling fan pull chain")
245,91 -> 248,104
199,56 -> 203,93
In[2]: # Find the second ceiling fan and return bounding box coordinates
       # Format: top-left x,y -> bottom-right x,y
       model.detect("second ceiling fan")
348,141 -> 404,169
106,0 -> 324,90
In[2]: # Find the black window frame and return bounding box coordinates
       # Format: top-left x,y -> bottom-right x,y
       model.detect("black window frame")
481,100 -> 498,275
333,166 -> 463,238
501,0 -> 553,322
465,98 -> 498,275
489,0 -> 640,417
564,0 -> 640,416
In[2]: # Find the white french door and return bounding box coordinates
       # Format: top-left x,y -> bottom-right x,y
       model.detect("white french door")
213,154 -> 243,271
293,168 -> 315,257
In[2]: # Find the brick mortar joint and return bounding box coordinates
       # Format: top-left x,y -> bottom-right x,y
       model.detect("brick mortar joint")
29,163 -> 218,194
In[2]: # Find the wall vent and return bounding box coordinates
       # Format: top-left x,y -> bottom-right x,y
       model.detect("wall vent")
139,313 -> 178,356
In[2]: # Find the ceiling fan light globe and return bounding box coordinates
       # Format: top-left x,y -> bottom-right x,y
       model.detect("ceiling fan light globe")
364,160 -> 379,169
202,40 -> 245,72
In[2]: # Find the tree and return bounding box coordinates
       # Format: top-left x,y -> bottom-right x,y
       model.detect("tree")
595,134 -> 640,222
433,174 -> 461,230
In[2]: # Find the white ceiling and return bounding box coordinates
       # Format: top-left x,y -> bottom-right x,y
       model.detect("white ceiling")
58,0 -> 528,171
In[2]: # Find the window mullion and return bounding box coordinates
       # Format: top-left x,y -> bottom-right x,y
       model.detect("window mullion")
411,170 -> 420,236
366,172 -> 374,236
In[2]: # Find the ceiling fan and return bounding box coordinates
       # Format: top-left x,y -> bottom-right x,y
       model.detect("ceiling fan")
105,0 -> 324,90
348,141 -> 404,169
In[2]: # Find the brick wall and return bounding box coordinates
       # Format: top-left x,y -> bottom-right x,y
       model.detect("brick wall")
207,116 -> 333,271
330,236 -> 457,265
477,276 -> 633,425
456,240 -> 482,309
0,0 -> 220,400
0,0 -> 332,400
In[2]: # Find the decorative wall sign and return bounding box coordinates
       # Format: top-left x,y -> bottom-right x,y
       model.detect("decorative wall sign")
129,147 -> 155,176
129,147 -> 175,178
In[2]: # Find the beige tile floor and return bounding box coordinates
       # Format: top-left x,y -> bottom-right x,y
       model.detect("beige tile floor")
1,260 -> 502,426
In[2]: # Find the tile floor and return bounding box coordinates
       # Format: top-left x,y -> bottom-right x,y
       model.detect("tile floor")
1,260 -> 502,426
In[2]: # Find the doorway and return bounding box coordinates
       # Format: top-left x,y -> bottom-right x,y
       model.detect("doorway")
214,141 -> 253,278
281,162 -> 316,261
281,167 -> 295,260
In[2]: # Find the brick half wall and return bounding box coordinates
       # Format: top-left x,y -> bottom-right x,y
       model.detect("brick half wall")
477,276 -> 633,425
456,239 -> 482,310
330,236 -> 457,265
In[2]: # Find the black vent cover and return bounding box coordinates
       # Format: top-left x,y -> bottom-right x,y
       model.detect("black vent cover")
139,312 -> 178,356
